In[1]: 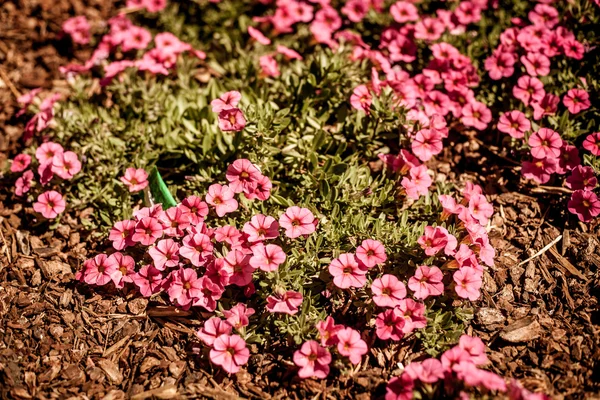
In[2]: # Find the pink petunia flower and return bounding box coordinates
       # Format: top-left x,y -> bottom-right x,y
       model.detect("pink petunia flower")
243,214 -> 279,242
276,45 -> 303,60
197,317 -> 232,347
218,108 -> 247,132
329,253 -> 368,289
279,206 -> 317,238
224,250 -> 254,287
209,334 -> 250,374
513,76 -> 545,106
468,194 -> 494,225
51,151 -> 82,180
401,165 -> 432,200
148,239 -> 180,270
108,252 -> 136,288
191,276 -> 223,311
336,327 -> 368,364
563,88 -> 590,114
390,1 -> 419,23
83,254 -> 118,286
350,85 -> 372,114
15,170 -> 34,197
408,265 -> 444,299
582,132 -> 600,156
386,373 -> 415,400
211,91 -> 242,113
259,55 -> 280,77
226,159 -> 262,194
179,195 -> 209,225
355,239 -> 387,268
121,168 -> 149,192
11,154 -> 31,173
266,290 -> 303,315
223,303 -> 255,330
396,298 -> 427,333
62,16 -> 91,45
206,184 -> 239,217
109,219 -> 136,250
453,266 -> 483,300
458,335 -> 489,366
293,340 -> 331,379
371,274 -> 407,308
484,51 -> 515,80
461,101 -> 492,131
497,110 -> 530,139
418,225 -> 458,256
159,206 -> 190,237
404,358 -> 445,384
33,190 -> 66,219
568,190 -> 600,222
35,142 -> 64,165
566,166 -> 597,191
167,268 -> 202,307
180,233 -> 213,266
521,157 -> 558,184
132,217 -> 163,245
528,128 -> 562,159
375,309 -> 406,341
142,0 -> 167,12
249,243 -> 286,272
556,144 -> 581,174
411,129 -> 444,162
531,93 -> 560,120
521,52 -> 550,76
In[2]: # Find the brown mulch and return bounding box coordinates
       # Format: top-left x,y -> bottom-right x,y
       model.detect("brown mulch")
0,1 -> 599,399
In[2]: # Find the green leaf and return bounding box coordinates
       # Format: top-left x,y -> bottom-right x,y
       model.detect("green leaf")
148,167 -> 178,209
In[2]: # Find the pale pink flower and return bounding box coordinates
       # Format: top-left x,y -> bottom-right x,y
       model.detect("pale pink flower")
276,45 -> 303,60
461,101 -> 492,131
248,26 -> 271,45
513,76 -> 545,106
401,165 -> 432,200
223,303 -> 255,330
396,298 -> 427,333
121,168 -> 149,192
209,334 -> 250,374
197,317 -> 232,347
51,151 -> 81,180
206,184 -> 239,217
191,276 -> 223,311
329,253 -> 368,289
336,327 -> 368,364
218,108 -> 247,131
418,226 -> 457,256
355,239 -> 387,268
371,274 -> 407,308
109,219 -> 136,250
279,206 -> 317,238
404,358 -> 445,383
408,265 -> 444,299
266,290 -> 303,315
33,190 -> 66,219
226,159 -> 262,194
143,0 -> 167,13
453,266 -> 483,300
224,250 -> 253,287
412,129 -> 443,162
390,1 -> 419,23
259,55 -> 280,77
350,85 -> 372,114
35,142 -> 64,165
249,243 -> 286,272
468,194 -> 494,225
458,335 -> 489,365
293,340 -> 331,379
521,52 -> 550,76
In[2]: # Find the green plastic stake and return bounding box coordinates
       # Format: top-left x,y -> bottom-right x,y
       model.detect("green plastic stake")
146,166 -> 178,209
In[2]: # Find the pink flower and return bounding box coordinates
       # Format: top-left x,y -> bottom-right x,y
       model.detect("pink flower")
224,250 -> 254,287
243,214 -> 279,242
401,165 -> 432,200
293,340 -> 331,379
266,290 -> 303,315
414,17 -> 445,41
408,265 -> 444,299
259,55 -> 280,77
531,93 -> 560,120
458,335 -> 489,366
355,239 -> 387,268
211,91 -> 242,113
179,195 -> 209,225
557,144 -> 581,174
62,16 -> 91,45
197,317 -> 232,347
244,174 -> 272,201
563,38 -> 584,59
143,0 -> 167,12
375,309 -> 406,340
568,190 -> 600,222
248,26 -> 271,45
276,45 -> 303,60
350,85 -> 372,114
218,108 -> 247,132
497,110 -> 530,139
521,157 -> 558,184
468,194 -> 494,225
371,274 -> 407,308
180,233 -> 213,266
191,276 -> 223,311
461,101 -> 492,131
453,266 -> 482,300
484,51 -> 515,80
390,1 -> 419,23
15,170 -> 34,197
148,239 -> 180,270
566,166 -> 597,191
11,154 -> 31,173
563,89 -> 590,114
51,151 -> 81,180
226,159 -> 262,194
316,316 -> 343,346
249,243 -> 286,272
83,254 -> 118,286
33,190 -> 66,219
159,206 -> 190,237
513,76 -> 544,106
132,217 -> 163,245
108,252 -> 136,288
396,298 -> 427,333
418,226 -> 458,256
404,358 -> 445,384
386,373 -> 415,400
583,132 -> 600,156
329,253 -> 368,289
121,26 -> 152,52
521,52 -> 550,76
223,303 -> 255,330
279,206 -> 317,238
35,142 -> 64,165
528,128 -> 562,159
411,129 -> 443,162
209,334 -> 250,374
206,184 -> 239,217
109,219 -> 136,250
120,168 -> 149,192
336,327 -> 368,364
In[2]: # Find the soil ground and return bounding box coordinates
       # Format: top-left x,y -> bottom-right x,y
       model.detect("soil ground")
0,1 -> 599,399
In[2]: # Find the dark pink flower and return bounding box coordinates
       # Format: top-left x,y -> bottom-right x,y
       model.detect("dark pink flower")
563,38 -> 584,59
497,110 -> 530,139
531,93 -> 560,120
528,128 -> 562,159
336,327 -> 368,364
563,88 -> 590,114
386,373 -> 414,400
568,190 -> 600,222
266,290 -> 303,315
191,276 -> 223,311
293,340 -> 331,379
218,108 -> 247,132
521,52 -> 550,76
108,252 -> 136,288
375,308 -> 406,341
316,316 -> 343,346
15,170 -> 34,196
224,250 -> 253,287
418,225 -> 458,256
33,190 -> 66,219
11,154 -> 31,173
521,157 -> 558,184
167,268 -> 203,307
566,166 -> 597,191
276,45 -> 303,60
408,265 -> 444,299
582,132 -> 600,156
180,233 -> 213,266
484,51 -> 515,80
396,299 -> 427,333
556,144 -> 581,174
209,334 -> 250,374
51,151 -> 81,180
159,206 -> 190,237
371,274 -> 407,308
132,217 -> 163,245
329,253 -> 368,289
83,254 -> 118,286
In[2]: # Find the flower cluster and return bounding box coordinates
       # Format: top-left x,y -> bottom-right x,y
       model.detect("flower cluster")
9,141 -> 82,219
